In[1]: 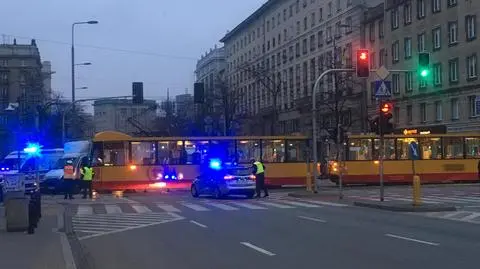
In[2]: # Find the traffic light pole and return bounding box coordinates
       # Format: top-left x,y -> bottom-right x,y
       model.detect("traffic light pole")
379,105 -> 385,202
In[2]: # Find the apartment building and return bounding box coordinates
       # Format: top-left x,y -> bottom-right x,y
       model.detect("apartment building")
367,0 -> 480,134
220,0 -> 383,136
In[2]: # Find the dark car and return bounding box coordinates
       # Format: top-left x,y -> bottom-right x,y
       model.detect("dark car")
191,165 -> 256,199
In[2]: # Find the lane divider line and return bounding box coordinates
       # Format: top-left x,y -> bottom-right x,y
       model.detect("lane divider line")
298,216 -> 327,223
240,242 -> 276,256
190,220 -> 208,228
385,234 -> 439,246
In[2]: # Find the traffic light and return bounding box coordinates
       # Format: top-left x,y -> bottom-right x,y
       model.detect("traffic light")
380,102 -> 394,134
356,49 -> 370,78
418,52 -> 430,78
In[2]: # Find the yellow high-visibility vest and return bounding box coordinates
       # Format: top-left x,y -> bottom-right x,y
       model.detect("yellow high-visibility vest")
254,161 -> 264,174
81,167 -> 94,181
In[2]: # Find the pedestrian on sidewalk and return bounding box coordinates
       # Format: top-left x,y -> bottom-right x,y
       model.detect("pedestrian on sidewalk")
251,158 -> 268,198
80,158 -> 94,199
63,159 -> 75,200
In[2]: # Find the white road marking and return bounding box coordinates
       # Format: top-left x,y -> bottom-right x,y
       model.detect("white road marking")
297,199 -> 348,207
205,202 -> 238,211
460,212 -> 480,221
59,226 -> 77,269
105,205 -> 122,214
77,205 -> 93,215
385,234 -> 439,246
232,202 -> 267,210
257,201 -> 294,209
157,204 -> 181,213
182,203 -> 210,211
298,215 -> 327,223
131,205 -> 152,213
190,220 -> 208,228
280,200 -> 322,208
240,242 -> 276,256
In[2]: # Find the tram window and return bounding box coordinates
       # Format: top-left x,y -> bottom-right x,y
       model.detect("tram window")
286,140 -> 307,162
443,137 -> 464,159
184,140 -> 209,164
349,139 -> 372,160
130,142 -> 156,165
237,140 -> 261,163
158,141 -> 184,165
210,140 -> 236,162
379,139 -> 396,160
103,142 -> 128,166
396,138 -> 416,160
419,138 -> 442,160
91,142 -> 104,167
263,140 -> 285,163
465,138 -> 480,158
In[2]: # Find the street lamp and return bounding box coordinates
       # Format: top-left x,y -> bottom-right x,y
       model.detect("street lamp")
75,87 -> 88,90
75,62 -> 92,66
71,20 -> 98,107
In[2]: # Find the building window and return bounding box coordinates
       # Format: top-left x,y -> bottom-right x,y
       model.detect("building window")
448,58 -> 459,83
328,2 -> 332,16
391,8 -> 399,30
369,23 -> 375,42
417,0 -> 426,19
435,101 -> 443,121
394,107 -> 400,124
326,27 -> 332,42
405,71 -> 413,92
433,63 -> 442,85
469,96 -> 478,117
407,105 -> 413,124
432,0 -> 441,13
311,12 -> 316,27
392,41 -> 399,63
345,17 -> 352,34
417,32 -> 425,52
370,52 -> 376,69
466,15 -> 477,41
448,21 -> 458,45
404,2 -> 412,25
451,98 -> 459,120
297,21 -> 301,35
447,0 -> 457,7
310,35 -> 316,51
336,0 -> 341,11
318,31 -> 324,47
404,37 -> 412,59
303,39 -> 308,54
296,43 -> 300,57
319,8 -> 323,21
335,21 -> 341,38
378,19 -> 384,39
419,77 -> 427,89
347,0 -> 352,7
420,103 -> 427,123
379,49 -> 386,66
432,27 -> 441,50
304,16 -> 308,31
392,74 -> 400,94
467,54 -> 478,79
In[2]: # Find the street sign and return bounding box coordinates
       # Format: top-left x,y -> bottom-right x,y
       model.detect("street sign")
375,80 -> 392,98
409,141 -> 420,160
375,66 -> 390,80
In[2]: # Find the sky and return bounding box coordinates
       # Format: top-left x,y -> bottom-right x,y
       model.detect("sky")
0,0 -> 265,102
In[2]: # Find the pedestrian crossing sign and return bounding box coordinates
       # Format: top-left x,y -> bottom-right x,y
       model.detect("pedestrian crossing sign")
375,80 -> 392,98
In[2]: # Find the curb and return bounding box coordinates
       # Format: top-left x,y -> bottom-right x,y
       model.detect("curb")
287,192 -> 339,198
353,201 -> 457,212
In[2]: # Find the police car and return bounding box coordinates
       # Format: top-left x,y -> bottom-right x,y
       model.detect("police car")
191,159 -> 256,199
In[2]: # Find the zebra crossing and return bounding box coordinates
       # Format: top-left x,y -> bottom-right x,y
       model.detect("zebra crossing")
411,210 -> 480,224
347,192 -> 480,207
69,198 -> 346,216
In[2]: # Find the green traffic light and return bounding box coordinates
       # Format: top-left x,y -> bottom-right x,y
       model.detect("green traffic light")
420,69 -> 429,77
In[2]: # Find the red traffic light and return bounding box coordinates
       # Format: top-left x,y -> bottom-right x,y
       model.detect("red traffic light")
356,49 -> 370,78
381,102 -> 393,113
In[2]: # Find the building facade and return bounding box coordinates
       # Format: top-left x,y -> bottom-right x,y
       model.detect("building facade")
220,0 -> 383,136
365,0 -> 480,134
175,93 -> 194,119
93,99 -> 157,136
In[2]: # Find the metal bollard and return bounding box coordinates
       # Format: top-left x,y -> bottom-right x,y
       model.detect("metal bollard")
412,175 -> 422,206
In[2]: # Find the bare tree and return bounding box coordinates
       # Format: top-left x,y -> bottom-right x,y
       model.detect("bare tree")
237,63 -> 285,135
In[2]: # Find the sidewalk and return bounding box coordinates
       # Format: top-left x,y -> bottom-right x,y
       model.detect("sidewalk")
0,200 -> 70,269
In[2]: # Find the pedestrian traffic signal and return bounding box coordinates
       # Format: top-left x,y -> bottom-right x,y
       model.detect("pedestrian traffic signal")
380,102 -> 394,134
356,49 -> 370,78
418,52 -> 430,78
381,102 -> 392,114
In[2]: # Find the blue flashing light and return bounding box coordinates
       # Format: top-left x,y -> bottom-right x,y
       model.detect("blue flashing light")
209,159 -> 222,170
24,143 -> 42,156
165,175 -> 169,179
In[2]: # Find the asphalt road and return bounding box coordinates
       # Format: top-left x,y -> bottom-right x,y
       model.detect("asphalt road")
73,192 -> 480,269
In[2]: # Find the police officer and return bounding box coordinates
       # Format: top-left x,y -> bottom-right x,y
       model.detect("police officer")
80,160 -> 94,199
251,158 -> 268,198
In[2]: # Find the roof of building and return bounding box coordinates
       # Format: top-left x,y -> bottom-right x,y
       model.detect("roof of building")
220,0 -> 277,43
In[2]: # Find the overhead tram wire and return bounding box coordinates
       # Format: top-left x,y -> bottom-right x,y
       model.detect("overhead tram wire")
1,33 -> 198,61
